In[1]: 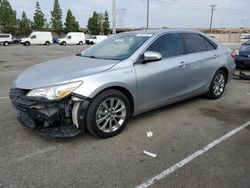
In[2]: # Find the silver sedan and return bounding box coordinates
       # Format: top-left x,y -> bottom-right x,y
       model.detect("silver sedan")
10,29 -> 235,138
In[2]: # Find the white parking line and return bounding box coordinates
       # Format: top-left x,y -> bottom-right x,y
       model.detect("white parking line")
137,121 -> 250,188
0,146 -> 59,167
0,96 -> 9,100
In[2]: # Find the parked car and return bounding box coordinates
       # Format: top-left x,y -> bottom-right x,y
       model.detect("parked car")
58,32 -> 85,45
13,37 -> 21,44
53,37 -> 59,44
10,29 -> 235,138
0,33 -> 12,46
20,31 -> 53,46
86,35 -> 108,45
233,40 -> 250,68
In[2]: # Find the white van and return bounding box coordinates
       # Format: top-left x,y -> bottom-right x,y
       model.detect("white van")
20,31 -> 53,46
58,32 -> 85,45
86,35 -> 108,45
0,34 -> 12,46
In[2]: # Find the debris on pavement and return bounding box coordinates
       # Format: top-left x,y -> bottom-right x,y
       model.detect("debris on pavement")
143,150 -> 157,158
146,131 -> 153,137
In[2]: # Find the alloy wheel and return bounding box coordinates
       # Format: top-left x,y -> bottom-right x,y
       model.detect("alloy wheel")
96,98 -> 126,133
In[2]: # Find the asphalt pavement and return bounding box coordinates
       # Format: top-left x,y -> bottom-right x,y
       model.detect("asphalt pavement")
0,44 -> 249,188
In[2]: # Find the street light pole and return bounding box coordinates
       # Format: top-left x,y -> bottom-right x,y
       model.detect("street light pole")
112,0 -> 116,34
146,0 -> 149,29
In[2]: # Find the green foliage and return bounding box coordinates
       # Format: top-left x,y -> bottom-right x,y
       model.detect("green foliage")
51,0 -> 63,36
64,9 -> 79,33
87,11 -> 110,35
33,1 -> 46,30
17,11 -> 32,37
0,0 -> 17,34
87,11 -> 101,35
103,11 -> 110,35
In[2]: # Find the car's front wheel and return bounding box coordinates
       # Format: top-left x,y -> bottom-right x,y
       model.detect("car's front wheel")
85,90 -> 131,138
207,70 -> 226,99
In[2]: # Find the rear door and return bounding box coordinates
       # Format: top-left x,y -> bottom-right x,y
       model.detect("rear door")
134,33 -> 193,111
180,33 -> 219,94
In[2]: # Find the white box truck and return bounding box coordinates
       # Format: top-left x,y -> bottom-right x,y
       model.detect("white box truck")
20,31 -> 53,46
0,33 -> 12,46
58,32 -> 85,45
86,35 -> 108,45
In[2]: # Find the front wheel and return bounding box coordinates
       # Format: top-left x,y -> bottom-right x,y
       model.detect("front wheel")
45,41 -> 50,45
3,41 -> 9,46
84,90 -> 131,138
206,70 -> 226,99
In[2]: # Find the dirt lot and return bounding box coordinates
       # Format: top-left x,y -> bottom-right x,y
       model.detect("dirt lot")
0,44 -> 249,188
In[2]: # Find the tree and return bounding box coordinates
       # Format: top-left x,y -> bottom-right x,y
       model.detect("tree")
17,11 -> 32,37
103,11 -> 110,35
64,9 -> 79,33
0,0 -> 17,34
87,11 -> 101,35
33,1 -> 46,30
51,0 -> 63,36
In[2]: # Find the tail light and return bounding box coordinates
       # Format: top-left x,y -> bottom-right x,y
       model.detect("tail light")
231,50 -> 239,59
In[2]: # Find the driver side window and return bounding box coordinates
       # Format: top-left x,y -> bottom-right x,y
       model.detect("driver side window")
31,35 -> 36,39
147,33 -> 185,59
67,36 -> 72,39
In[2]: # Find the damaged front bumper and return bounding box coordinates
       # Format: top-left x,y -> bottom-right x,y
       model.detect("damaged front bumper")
9,88 -> 89,137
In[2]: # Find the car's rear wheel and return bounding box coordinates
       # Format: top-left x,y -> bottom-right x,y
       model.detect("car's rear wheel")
207,70 -> 226,99
45,41 -> 50,45
79,41 -> 83,45
85,90 -> 131,138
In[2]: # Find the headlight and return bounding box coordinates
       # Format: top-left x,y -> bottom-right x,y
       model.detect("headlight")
26,81 -> 82,100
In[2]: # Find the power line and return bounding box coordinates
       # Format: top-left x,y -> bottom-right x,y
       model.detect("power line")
209,4 -> 216,31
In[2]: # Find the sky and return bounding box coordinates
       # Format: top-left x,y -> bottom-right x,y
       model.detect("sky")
8,0 -> 250,29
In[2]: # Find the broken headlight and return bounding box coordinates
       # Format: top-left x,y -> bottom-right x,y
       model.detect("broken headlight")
26,81 -> 82,100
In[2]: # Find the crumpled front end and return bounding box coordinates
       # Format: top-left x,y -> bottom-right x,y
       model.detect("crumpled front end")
9,88 -> 89,137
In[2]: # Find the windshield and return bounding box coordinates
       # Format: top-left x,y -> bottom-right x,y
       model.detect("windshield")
245,40 -> 250,45
81,33 -> 152,60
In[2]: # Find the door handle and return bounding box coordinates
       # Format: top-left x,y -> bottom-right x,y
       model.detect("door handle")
212,54 -> 219,59
180,61 -> 187,68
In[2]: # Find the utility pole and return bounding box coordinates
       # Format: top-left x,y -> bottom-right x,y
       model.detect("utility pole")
146,0 -> 149,29
209,4 -> 216,31
112,0 -> 116,34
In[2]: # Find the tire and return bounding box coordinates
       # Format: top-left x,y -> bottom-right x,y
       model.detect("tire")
90,41 -> 94,45
206,70 -> 226,99
3,41 -> 9,46
45,41 -> 50,45
79,41 -> 83,45
25,41 -> 30,46
84,90 -> 131,138
61,41 -> 66,46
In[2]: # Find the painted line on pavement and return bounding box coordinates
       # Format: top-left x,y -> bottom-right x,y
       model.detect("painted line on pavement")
137,121 -> 250,188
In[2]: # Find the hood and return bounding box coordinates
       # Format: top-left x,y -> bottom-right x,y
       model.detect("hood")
21,37 -> 29,42
15,56 -> 118,89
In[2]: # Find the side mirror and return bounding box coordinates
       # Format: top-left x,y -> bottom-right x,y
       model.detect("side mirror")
143,51 -> 162,63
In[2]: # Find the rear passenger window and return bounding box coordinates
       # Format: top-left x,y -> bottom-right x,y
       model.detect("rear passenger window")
204,39 -> 216,50
182,33 -> 207,54
147,33 -> 185,59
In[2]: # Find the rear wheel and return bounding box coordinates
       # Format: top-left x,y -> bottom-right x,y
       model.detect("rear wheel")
79,41 -> 83,45
3,41 -> 9,46
45,41 -> 50,45
85,90 -> 131,138
206,70 -> 226,99
61,41 -> 66,45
